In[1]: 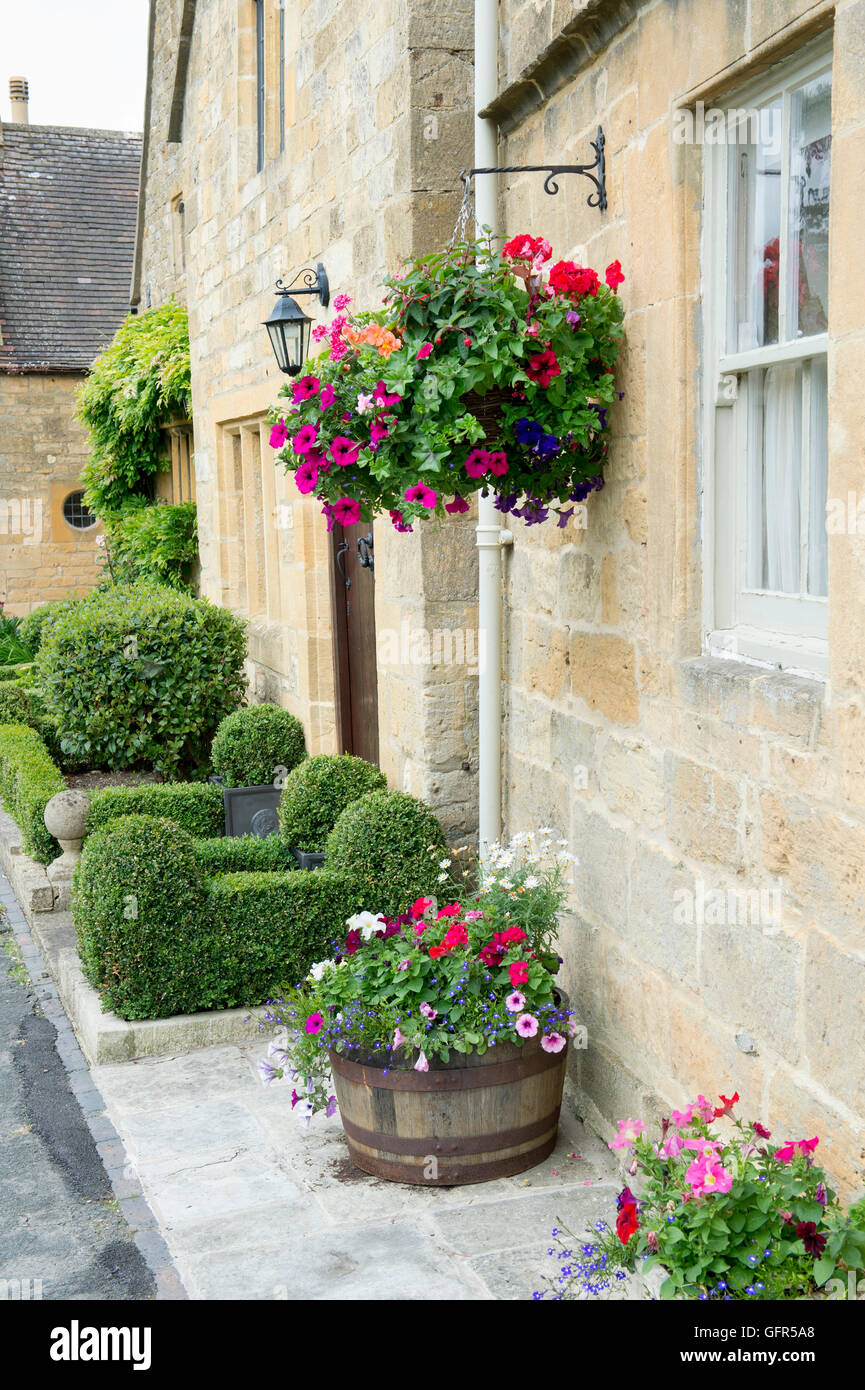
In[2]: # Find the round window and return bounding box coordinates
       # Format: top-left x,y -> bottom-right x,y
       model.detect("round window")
62,491 -> 97,530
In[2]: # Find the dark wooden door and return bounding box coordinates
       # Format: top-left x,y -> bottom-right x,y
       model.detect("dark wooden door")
330,524 -> 379,765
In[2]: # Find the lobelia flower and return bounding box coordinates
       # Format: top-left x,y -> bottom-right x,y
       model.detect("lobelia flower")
541,1033 -> 566,1054
329,436 -> 360,468
506,991 -> 526,1013
333,497 -> 361,526
292,424 -> 319,454
414,1050 -> 429,1072
405,482 -> 436,509
445,496 -> 470,515
269,419 -> 288,448
305,1013 -> 324,1035
515,1014 -> 539,1038
610,1117 -> 646,1151
292,374 -> 321,402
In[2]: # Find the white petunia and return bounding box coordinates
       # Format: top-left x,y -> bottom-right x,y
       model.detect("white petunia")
307,960 -> 331,982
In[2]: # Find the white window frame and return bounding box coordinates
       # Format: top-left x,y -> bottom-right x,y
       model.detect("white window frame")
701,38 -> 832,677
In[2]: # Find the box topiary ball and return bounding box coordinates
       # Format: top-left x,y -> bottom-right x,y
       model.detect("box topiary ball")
72,813 -> 207,1020
326,789 -> 448,917
211,704 -> 307,788
278,753 -> 387,852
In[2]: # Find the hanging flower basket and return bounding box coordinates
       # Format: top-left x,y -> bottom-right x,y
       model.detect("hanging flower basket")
269,232 -> 625,532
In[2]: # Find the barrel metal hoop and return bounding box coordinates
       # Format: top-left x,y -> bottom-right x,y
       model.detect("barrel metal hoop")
345,1132 -> 560,1185
340,1106 -> 561,1157
329,1044 -> 566,1092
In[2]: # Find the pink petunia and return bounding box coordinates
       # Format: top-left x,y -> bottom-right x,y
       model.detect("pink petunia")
414,1050 -> 429,1072
319,383 -> 336,410
393,1027 -> 405,1047
541,1032 -> 566,1054
292,374 -> 321,402
294,460 -> 319,495
304,1012 -> 323,1035
775,1137 -> 819,1164
419,1001 -> 438,1020
405,483 -> 437,509
610,1117 -> 646,1151
464,448 -> 489,479
445,496 -> 470,515
695,1095 -> 716,1124
389,508 -> 413,532
416,343 -> 433,359
486,451 -> 509,477
515,1013 -> 539,1038
686,1155 -> 734,1197
332,497 -> 361,527
370,418 -> 390,445
329,435 -> 360,468
269,419 -> 288,449
670,1105 -> 695,1127
293,424 -> 319,455
395,958 -> 410,972
659,1132 -> 686,1159
373,380 -> 401,407
505,991 -> 526,1013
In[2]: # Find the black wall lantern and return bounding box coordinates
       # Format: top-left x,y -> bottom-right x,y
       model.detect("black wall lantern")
264,263 -> 330,375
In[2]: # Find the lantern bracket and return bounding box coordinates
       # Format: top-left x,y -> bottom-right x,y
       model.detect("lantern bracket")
275,262 -> 330,307
459,126 -> 607,212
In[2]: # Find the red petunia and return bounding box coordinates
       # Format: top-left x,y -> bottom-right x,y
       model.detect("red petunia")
436,904 -> 462,918
344,928 -> 362,956
508,961 -> 530,986
714,1092 -> 740,1118
616,1201 -> 639,1245
526,349 -> 561,389
428,944 -> 451,960
411,896 -> 433,919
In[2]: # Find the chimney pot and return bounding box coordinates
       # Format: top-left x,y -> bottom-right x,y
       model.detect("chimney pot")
9,76 -> 30,125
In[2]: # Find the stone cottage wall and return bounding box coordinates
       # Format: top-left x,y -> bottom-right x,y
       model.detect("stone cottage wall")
0,373 -> 103,613
491,0 -> 865,1193
138,0 -> 480,816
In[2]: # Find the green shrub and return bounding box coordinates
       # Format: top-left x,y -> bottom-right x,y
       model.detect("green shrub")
191,834 -> 297,874
103,501 -> 199,590
87,780 -> 224,838
326,789 -> 447,916
37,582 -> 247,774
0,662 -> 34,682
19,601 -> 77,655
211,704 -> 307,788
72,811 -> 364,1019
278,754 -> 387,851
0,724 -> 66,862
0,682 -> 32,724
73,816 -> 208,1019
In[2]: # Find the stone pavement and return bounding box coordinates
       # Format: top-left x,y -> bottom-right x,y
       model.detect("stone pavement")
91,1039 -> 623,1300
0,883 -> 159,1301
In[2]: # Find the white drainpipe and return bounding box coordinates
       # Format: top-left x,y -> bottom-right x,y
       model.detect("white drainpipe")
474,0 -> 509,859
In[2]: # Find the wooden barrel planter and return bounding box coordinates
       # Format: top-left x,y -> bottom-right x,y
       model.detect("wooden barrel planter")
329,1033 -> 567,1185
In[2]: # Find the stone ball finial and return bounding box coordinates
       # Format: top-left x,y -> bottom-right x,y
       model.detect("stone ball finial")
44,789 -> 90,847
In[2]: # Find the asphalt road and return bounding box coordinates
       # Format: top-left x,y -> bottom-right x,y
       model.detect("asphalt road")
0,924 -> 156,1301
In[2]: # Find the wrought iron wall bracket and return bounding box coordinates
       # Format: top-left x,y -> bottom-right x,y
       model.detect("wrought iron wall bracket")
459,126 -> 606,212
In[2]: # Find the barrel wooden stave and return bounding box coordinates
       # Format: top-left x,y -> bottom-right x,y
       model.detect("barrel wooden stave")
330,1035 -> 567,1185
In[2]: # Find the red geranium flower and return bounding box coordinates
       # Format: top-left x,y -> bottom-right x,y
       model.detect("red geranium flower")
500,925 -> 527,944
548,260 -> 600,299
436,904 -> 462,918
605,259 -> 625,291
411,897 -> 434,919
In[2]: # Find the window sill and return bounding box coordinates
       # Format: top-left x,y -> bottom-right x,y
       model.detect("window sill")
679,653 -> 824,746
707,627 -> 827,679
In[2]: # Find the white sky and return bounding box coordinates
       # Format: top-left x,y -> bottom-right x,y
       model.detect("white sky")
1,0 -> 149,131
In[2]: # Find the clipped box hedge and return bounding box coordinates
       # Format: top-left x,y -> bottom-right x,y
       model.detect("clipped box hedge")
191,833 -> 297,875
0,723 -> 66,863
87,781 -> 225,839
73,814 -> 364,1020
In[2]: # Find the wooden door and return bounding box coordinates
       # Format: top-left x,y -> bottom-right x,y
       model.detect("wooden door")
330,524 -> 379,765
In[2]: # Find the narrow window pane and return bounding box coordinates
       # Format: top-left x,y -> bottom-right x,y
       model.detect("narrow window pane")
807,356 -> 828,596
788,73 -> 831,339
747,363 -> 802,594
728,100 -> 783,351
